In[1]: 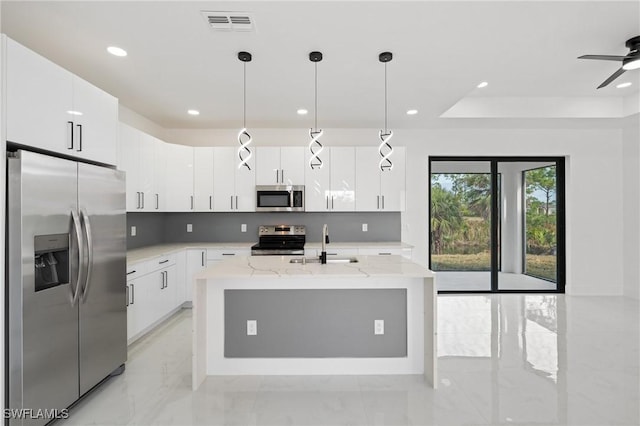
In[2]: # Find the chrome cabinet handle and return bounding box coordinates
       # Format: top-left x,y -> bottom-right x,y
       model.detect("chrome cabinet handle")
156,193 -> 159,210
281,169 -> 284,183
209,196 -> 212,210
160,271 -> 165,289
191,195 -> 194,210
131,284 -> 135,304
382,195 -> 385,209
70,210 -> 83,307
326,196 -> 329,210
276,169 -> 279,183
235,196 -> 238,210
377,195 -> 380,209
76,124 -> 83,152
126,270 -> 136,275
136,192 -> 140,209
332,196 -> 334,209
67,121 -> 74,149
159,259 -> 169,264
222,253 -> 235,256
201,251 -> 205,267
230,196 -> 233,209
141,192 -> 145,209
80,209 -> 94,303
126,285 -> 129,307
379,252 -> 392,255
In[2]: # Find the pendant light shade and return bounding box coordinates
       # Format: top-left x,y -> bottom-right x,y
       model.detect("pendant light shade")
237,51 -> 252,170
309,51 -> 324,169
378,52 -> 394,171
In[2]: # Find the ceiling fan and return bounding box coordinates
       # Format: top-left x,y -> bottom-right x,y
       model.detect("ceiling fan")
578,36 -> 640,89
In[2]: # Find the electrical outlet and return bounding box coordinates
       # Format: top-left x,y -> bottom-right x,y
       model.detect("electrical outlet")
187,224 -> 193,233
362,223 -> 368,232
130,226 -> 136,237
241,224 -> 247,233
374,319 -> 384,335
247,320 -> 257,336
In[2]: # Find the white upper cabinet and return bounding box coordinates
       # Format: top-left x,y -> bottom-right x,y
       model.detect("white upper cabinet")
329,147 -> 356,211
5,37 -> 117,165
355,146 -> 406,211
152,138 -> 167,211
164,143 -> 194,212
118,123 -> 141,211
6,37 -> 73,155
138,133 -> 156,211
256,147 -> 305,186
256,147 -> 280,185
304,148 -> 331,211
304,147 -> 355,211
71,77 -> 118,165
193,147 -> 215,211
212,147 -> 255,211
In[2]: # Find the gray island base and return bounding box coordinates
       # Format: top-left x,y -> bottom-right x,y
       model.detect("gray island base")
192,255 -> 437,390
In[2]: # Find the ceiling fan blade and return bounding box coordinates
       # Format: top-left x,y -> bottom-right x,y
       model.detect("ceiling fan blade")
597,68 -> 626,89
578,54 -> 627,61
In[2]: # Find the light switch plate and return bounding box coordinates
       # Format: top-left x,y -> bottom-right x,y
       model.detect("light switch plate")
187,224 -> 193,233
362,223 -> 368,232
241,224 -> 247,233
247,320 -> 257,336
130,226 -> 136,237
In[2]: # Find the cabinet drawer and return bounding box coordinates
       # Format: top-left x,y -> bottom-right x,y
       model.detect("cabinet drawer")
358,248 -> 403,256
126,262 -> 148,281
147,253 -> 177,273
207,249 -> 250,261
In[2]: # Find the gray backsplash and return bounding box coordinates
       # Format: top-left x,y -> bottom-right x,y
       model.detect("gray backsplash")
127,212 -> 400,249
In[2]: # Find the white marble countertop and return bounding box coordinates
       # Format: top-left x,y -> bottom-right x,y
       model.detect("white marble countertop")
195,255 -> 434,280
128,241 -> 413,265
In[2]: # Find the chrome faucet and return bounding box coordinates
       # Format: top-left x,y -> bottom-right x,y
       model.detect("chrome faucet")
320,224 -> 329,264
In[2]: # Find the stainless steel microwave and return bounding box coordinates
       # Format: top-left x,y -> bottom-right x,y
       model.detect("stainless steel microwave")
256,185 -> 305,212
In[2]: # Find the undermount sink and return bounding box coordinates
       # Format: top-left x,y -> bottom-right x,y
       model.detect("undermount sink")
289,257 -> 358,264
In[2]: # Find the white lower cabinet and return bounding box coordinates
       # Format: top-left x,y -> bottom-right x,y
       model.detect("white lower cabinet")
126,254 -> 180,343
186,249 -> 208,303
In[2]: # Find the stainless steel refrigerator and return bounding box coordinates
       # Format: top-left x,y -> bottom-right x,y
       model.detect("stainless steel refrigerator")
6,150 -> 127,426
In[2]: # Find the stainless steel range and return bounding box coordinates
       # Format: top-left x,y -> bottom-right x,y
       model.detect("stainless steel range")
251,225 -> 306,256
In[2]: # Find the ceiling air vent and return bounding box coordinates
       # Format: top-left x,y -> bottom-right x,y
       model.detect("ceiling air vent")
201,11 -> 254,32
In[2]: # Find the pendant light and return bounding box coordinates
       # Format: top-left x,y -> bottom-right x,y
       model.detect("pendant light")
309,51 -> 324,169
378,51 -> 394,171
237,51 -> 252,170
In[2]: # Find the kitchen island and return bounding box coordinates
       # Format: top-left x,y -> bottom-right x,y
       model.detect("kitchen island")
192,255 -> 437,390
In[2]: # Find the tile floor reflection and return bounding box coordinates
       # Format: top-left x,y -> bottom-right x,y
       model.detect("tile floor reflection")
60,294 -> 639,426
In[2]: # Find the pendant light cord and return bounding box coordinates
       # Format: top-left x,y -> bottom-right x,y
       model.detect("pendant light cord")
384,62 -> 388,133
314,62 -> 318,131
243,62 -> 247,129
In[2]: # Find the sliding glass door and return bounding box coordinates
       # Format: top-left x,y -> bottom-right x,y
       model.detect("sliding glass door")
430,157 -> 565,293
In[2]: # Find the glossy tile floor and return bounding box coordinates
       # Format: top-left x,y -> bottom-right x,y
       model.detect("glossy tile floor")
61,294 -> 639,426
437,271 -> 556,291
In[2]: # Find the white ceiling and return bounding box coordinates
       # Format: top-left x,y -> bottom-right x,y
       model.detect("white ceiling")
1,1 -> 639,129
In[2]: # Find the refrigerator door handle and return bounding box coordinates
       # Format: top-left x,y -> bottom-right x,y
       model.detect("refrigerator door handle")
70,209 -> 84,307
80,209 -> 94,302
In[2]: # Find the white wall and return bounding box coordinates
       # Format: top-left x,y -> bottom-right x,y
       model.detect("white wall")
164,125 -> 626,296
622,116 -> 640,300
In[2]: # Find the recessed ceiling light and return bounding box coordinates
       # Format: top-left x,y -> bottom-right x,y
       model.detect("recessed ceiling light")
66,110 -> 83,116
107,46 -> 127,57
297,109 -> 308,115
187,109 -> 200,116
406,109 -> 418,115
616,82 -> 632,89
477,81 -> 488,88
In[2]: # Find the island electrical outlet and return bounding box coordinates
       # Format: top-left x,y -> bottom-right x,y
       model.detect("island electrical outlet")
247,320 -> 257,336
374,319 -> 384,335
